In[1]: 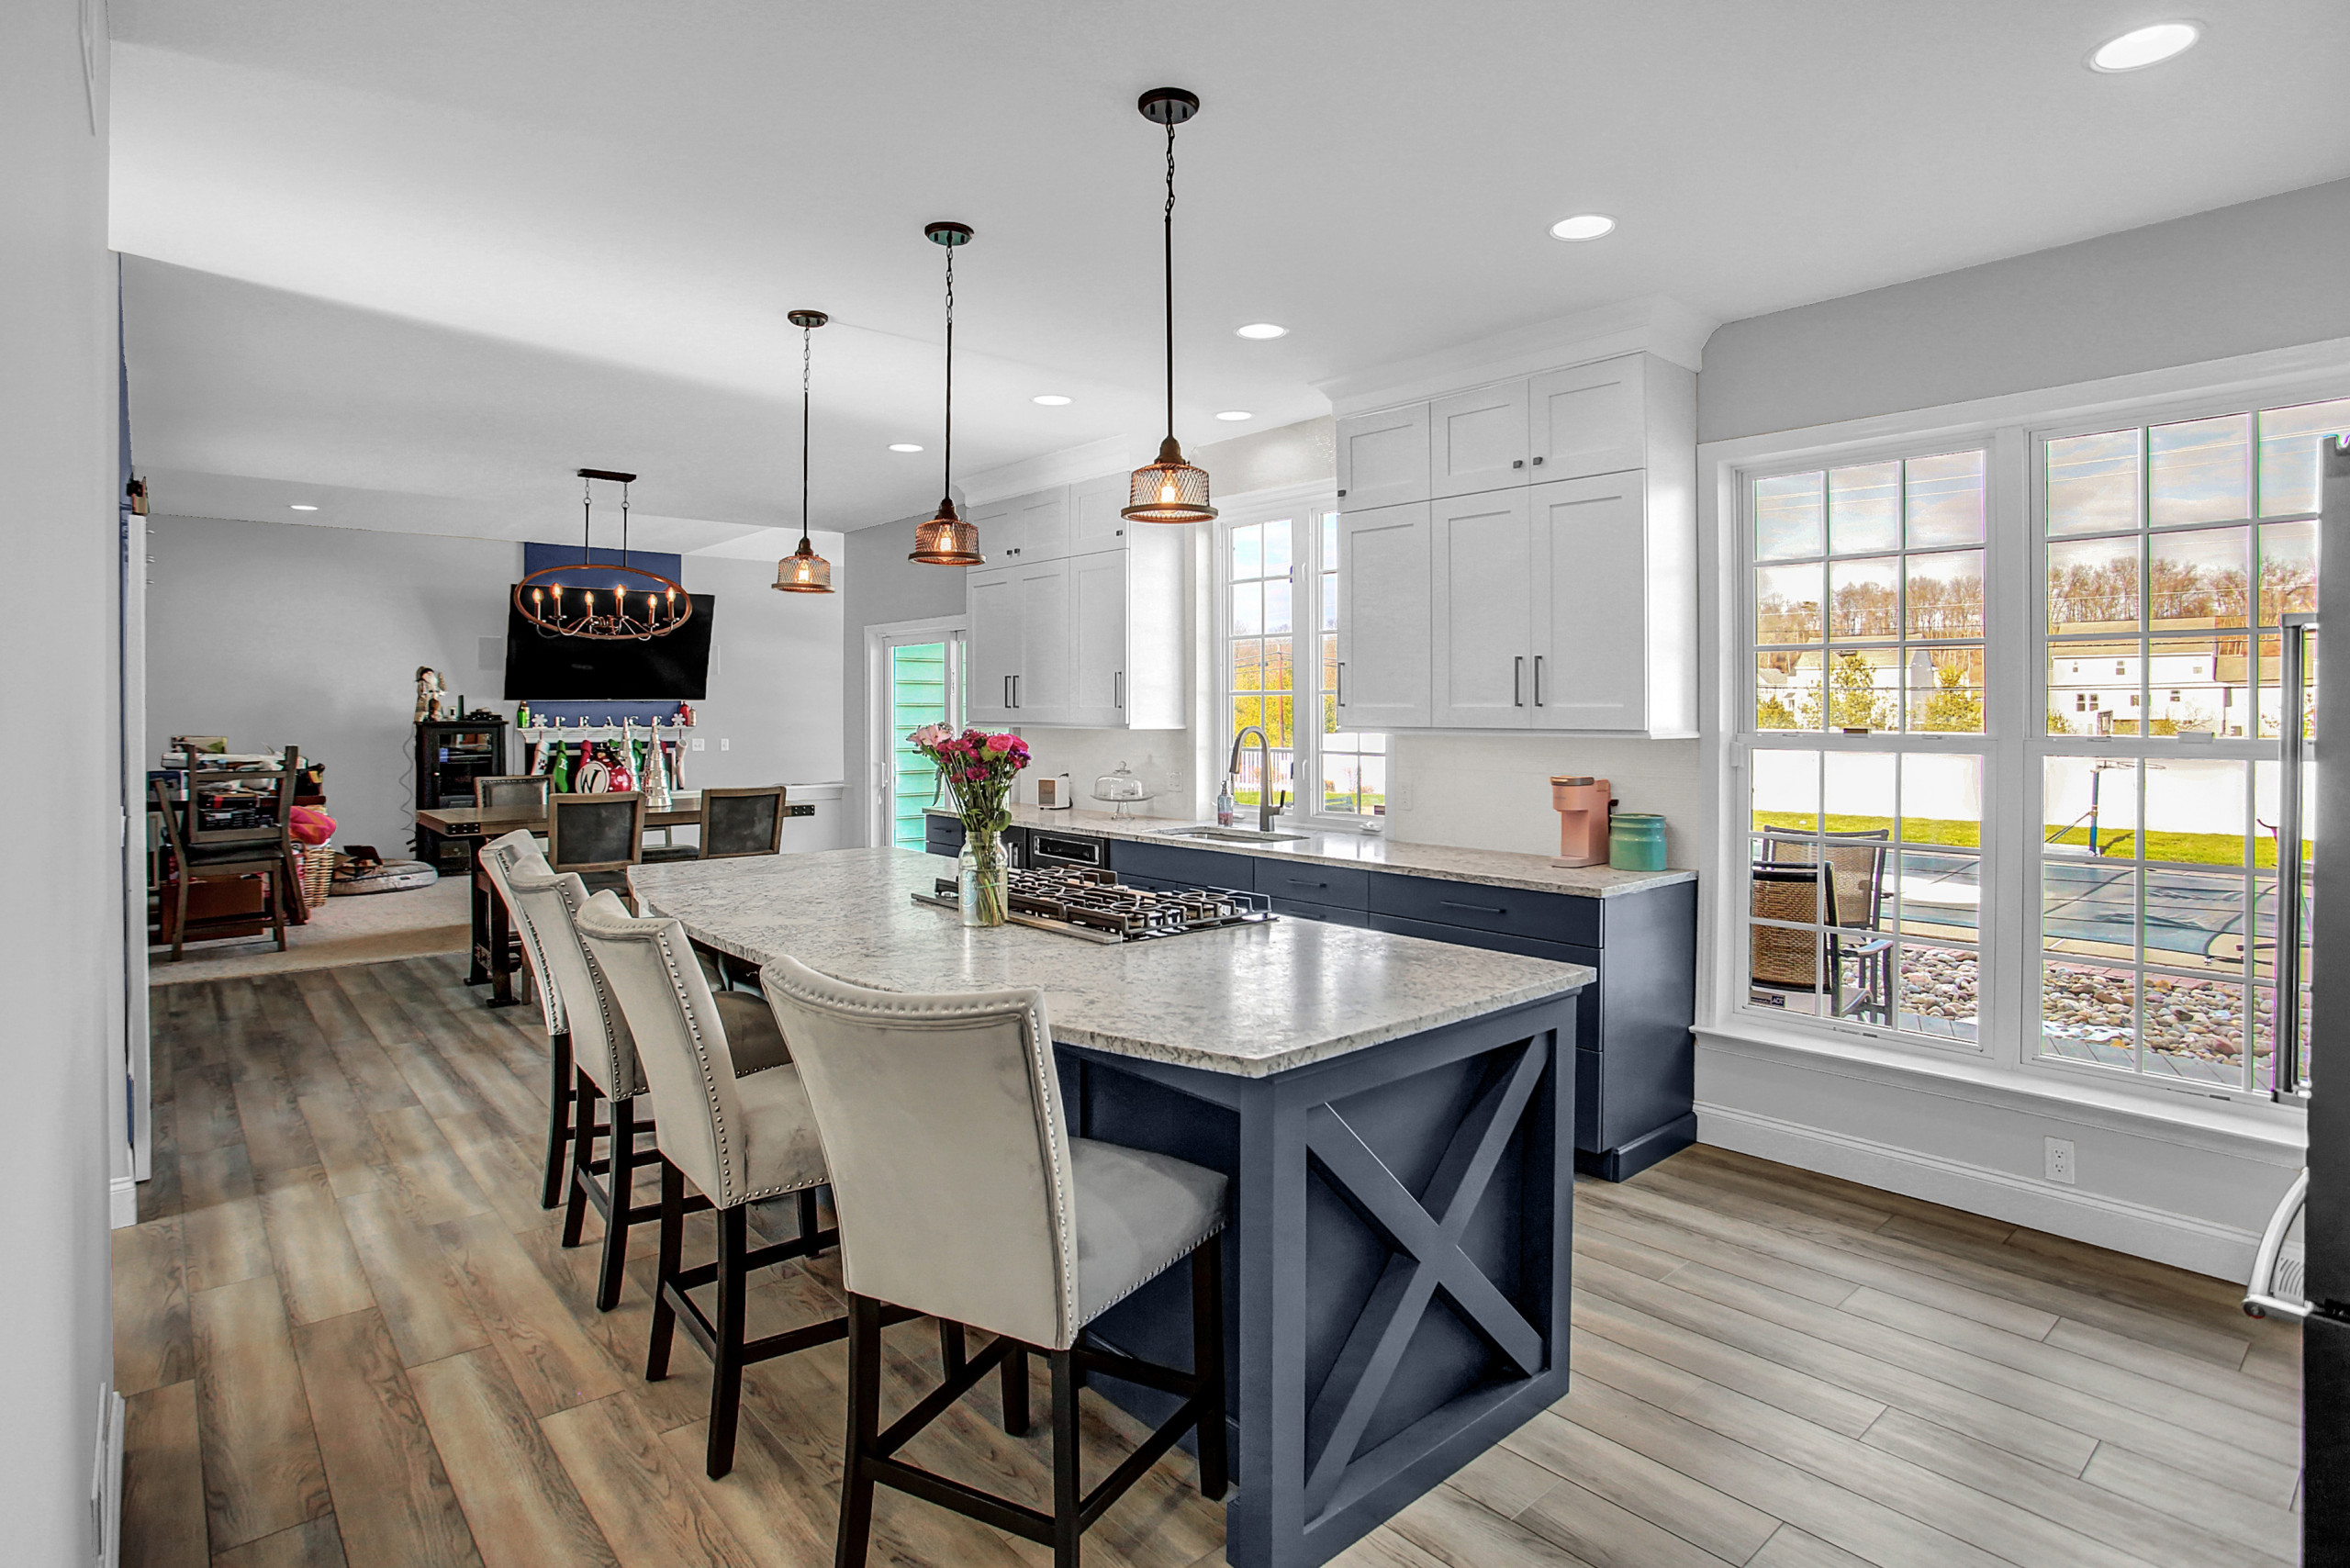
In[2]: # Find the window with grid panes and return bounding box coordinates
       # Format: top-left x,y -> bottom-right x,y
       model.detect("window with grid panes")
2031,398 -> 2343,1093
1743,449 -> 1988,1045
1225,518 -> 1297,810
1317,510 -> 1386,816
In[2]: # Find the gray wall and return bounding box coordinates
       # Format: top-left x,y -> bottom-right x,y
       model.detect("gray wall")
840,512 -> 967,845
146,516 -> 845,852
1699,176 -> 2350,443
3,5 -> 122,1556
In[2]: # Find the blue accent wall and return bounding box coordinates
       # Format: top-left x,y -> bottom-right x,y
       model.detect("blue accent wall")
521,541 -> 684,587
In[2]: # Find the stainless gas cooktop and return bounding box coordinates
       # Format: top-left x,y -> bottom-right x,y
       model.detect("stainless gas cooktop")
912,865 -> 1275,944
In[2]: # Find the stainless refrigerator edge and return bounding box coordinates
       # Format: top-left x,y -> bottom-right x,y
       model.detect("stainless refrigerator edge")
2303,434 -> 2347,1562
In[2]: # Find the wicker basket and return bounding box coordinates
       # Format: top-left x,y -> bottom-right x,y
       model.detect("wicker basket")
298,842 -> 337,912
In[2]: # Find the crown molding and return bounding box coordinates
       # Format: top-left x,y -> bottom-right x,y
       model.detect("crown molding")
1315,293 -> 1719,417
959,431 -> 1145,507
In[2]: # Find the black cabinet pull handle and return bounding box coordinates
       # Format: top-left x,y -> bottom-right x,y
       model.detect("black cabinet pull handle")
1004,674 -> 1013,709
1337,661 -> 1346,706
1512,458 -> 1525,469
1532,455 -> 1544,465
1441,899 -> 1505,915
1534,654 -> 1545,707
1514,656 -> 1525,707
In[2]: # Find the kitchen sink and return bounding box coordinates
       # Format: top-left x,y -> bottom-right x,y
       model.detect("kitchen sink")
1154,824 -> 1313,844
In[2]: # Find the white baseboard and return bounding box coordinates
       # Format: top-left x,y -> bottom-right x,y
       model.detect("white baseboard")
109,1176 -> 138,1231
1695,1100 -> 2266,1283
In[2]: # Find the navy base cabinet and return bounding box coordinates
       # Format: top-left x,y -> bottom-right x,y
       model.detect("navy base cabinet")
1112,840 -> 1695,1182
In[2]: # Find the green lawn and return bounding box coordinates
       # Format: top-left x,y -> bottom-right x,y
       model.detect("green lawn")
1751,812 -> 2306,868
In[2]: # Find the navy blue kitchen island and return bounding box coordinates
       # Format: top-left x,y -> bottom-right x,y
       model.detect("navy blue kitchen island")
633,848 -> 1594,1568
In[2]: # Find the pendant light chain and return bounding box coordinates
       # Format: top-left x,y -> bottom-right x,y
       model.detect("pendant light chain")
943,243 -> 957,499
619,478 -> 631,569
1163,118 -> 1177,441
800,322 -> 813,547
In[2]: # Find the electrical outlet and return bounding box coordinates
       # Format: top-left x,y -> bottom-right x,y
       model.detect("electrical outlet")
720,738 -> 730,751
2043,1137 -> 2076,1185
1398,781 -> 1415,811
691,738 -> 705,751
1169,769 -> 1182,791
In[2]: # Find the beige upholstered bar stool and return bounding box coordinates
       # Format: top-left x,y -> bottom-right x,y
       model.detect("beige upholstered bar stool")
477,829 -> 574,1209
760,955 -> 1229,1568
509,866 -> 790,1312
573,892 -> 875,1481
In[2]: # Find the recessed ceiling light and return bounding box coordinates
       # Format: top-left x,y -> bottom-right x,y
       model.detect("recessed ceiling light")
1214,410 -> 1254,421
1234,322 -> 1288,340
889,443 -> 924,453
288,503 -> 319,510
1032,394 -> 1073,406
2088,22 -> 2199,72
1548,214 -> 1617,241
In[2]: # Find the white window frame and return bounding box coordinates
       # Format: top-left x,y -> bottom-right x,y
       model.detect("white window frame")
1207,483 -> 1380,828
1698,336 -> 2346,1131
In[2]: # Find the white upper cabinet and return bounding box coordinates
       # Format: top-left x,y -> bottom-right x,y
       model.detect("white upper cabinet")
969,498 -> 1021,566
1007,487 -> 1069,562
1528,355 -> 1645,481
1430,490 -> 1535,728
968,566 -> 1021,722
1530,472 -> 1647,731
1066,549 -> 1129,727
1335,403 -> 1430,510
1012,558 -> 1071,722
1070,474 -> 1129,554
963,528 -> 1183,732
1335,503 -> 1432,730
1430,381 -> 1531,498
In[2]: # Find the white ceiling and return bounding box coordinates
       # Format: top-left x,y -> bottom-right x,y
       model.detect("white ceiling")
113,0 -> 2350,546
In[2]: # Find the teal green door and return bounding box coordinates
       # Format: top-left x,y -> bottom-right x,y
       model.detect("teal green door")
880,633 -> 965,850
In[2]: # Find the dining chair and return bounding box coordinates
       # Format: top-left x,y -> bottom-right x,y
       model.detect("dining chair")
152,745 -> 301,959
547,790 -> 646,894
575,893 -> 953,1482
1750,863 -> 1889,1021
514,867 -> 791,1314
1759,830 -> 1892,1018
473,774 -> 552,809
698,785 -> 788,858
477,829 -> 577,1209
760,953 -> 1228,1568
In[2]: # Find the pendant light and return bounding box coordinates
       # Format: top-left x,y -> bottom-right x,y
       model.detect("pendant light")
514,469 -> 692,640
1124,87 -> 1215,526
909,220 -> 985,566
773,308 -> 834,594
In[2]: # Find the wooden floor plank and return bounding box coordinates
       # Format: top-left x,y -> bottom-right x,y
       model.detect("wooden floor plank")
2043,1312 -> 2298,1424
1386,1474 -> 1600,1568
1576,1188 -> 1862,1307
1499,1397 -> 1780,1564
370,1103 -> 495,1226
190,1275 -> 332,1552
291,1307 -> 482,1568
2078,1440 -> 2304,1564
1746,1523 -> 1880,1568
183,1193 -> 274,1299
258,1167 -> 375,1327
430,1110 -> 552,1234
433,1210 -> 625,1417
1570,1279 -> 1886,1437
120,1381 -> 207,1568
115,1216 -> 192,1397
540,1394 -> 764,1568
407,1347 -> 620,1568
293,1091 -> 388,1202
209,1517 -> 350,1568
175,1063 -> 245,1157
337,1186 -> 489,1368
233,1070 -> 323,1178
1451,1442 -> 1737,1568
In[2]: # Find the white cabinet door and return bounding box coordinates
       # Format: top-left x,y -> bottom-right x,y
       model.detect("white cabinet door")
1010,487 -> 1069,563
1430,490 -> 1534,728
1013,558 -> 1071,722
1066,549 -> 1130,727
1531,472 -> 1646,731
1528,355 -> 1644,481
1336,404 -> 1431,510
1430,380 -> 1530,498
1336,503 -> 1432,729
1070,474 -> 1129,554
969,498 -> 1020,565
968,566 -> 1021,722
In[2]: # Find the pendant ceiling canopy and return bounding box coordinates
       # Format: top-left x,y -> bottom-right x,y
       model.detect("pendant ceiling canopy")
513,469 -> 692,640
773,308 -> 835,594
909,220 -> 985,566
1124,86 -> 1215,526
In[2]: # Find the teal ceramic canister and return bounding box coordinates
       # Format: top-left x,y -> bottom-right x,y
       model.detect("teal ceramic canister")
1608,812 -> 1668,872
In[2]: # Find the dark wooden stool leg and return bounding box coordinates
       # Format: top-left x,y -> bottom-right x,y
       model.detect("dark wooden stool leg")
706,1204 -> 748,1479
835,1294 -> 881,1568
1050,1346 -> 1082,1568
595,1092 -> 640,1311
646,1159 -> 685,1382
1000,1342 -> 1028,1436
561,1068 -> 598,1249
1192,1236 -> 1227,1499
798,1187 -> 820,1247
541,1029 -> 574,1211
939,1320 -> 967,1379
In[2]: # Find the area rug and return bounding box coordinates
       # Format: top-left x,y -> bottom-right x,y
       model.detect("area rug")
149,874 -> 470,984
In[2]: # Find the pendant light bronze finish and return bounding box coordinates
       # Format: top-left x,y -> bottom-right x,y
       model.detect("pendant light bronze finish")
774,308 -> 835,593
1124,87 -> 1215,526
910,221 -> 985,566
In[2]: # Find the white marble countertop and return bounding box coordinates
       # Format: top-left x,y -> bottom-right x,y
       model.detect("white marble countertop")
631,847 -> 1593,1078
930,804 -> 1695,899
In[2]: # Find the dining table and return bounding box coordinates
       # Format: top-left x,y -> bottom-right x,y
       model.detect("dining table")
417,794 -> 707,1007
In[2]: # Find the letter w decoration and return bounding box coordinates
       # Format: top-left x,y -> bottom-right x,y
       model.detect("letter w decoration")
1300,1036 -> 1550,1519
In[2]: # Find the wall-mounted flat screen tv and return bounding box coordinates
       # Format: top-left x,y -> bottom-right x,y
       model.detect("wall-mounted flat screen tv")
501,592 -> 715,699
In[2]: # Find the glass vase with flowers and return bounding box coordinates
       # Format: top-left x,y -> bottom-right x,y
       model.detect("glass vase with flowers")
907,724 -> 1031,926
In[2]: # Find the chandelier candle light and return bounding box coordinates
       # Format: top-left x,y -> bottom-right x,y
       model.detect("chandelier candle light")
774,309 -> 835,593
514,469 -> 693,640
1124,87 -> 1215,525
907,723 -> 1030,926
909,221 -> 985,566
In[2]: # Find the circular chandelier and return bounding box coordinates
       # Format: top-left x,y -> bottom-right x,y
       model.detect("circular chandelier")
774,308 -> 835,594
1124,87 -> 1215,526
513,469 -> 693,640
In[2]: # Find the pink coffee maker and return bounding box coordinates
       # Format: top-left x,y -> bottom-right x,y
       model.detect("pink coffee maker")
1550,776 -> 1613,867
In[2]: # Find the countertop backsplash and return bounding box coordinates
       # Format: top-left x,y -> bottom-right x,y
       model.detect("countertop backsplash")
1384,734 -> 1702,866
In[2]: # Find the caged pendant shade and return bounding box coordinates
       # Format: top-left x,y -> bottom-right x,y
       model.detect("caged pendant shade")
910,221 -> 987,566
1124,87 -> 1216,526
773,308 -> 835,594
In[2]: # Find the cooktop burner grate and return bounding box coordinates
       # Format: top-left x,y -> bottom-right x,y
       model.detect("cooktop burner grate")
912,865 -> 1275,943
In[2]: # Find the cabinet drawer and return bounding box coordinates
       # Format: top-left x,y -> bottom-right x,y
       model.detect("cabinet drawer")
1366,874 -> 1602,947
1360,913 -> 1598,1052
924,815 -> 964,857
1267,898 -> 1367,927
1251,860 -> 1371,911
1109,839 -> 1253,891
